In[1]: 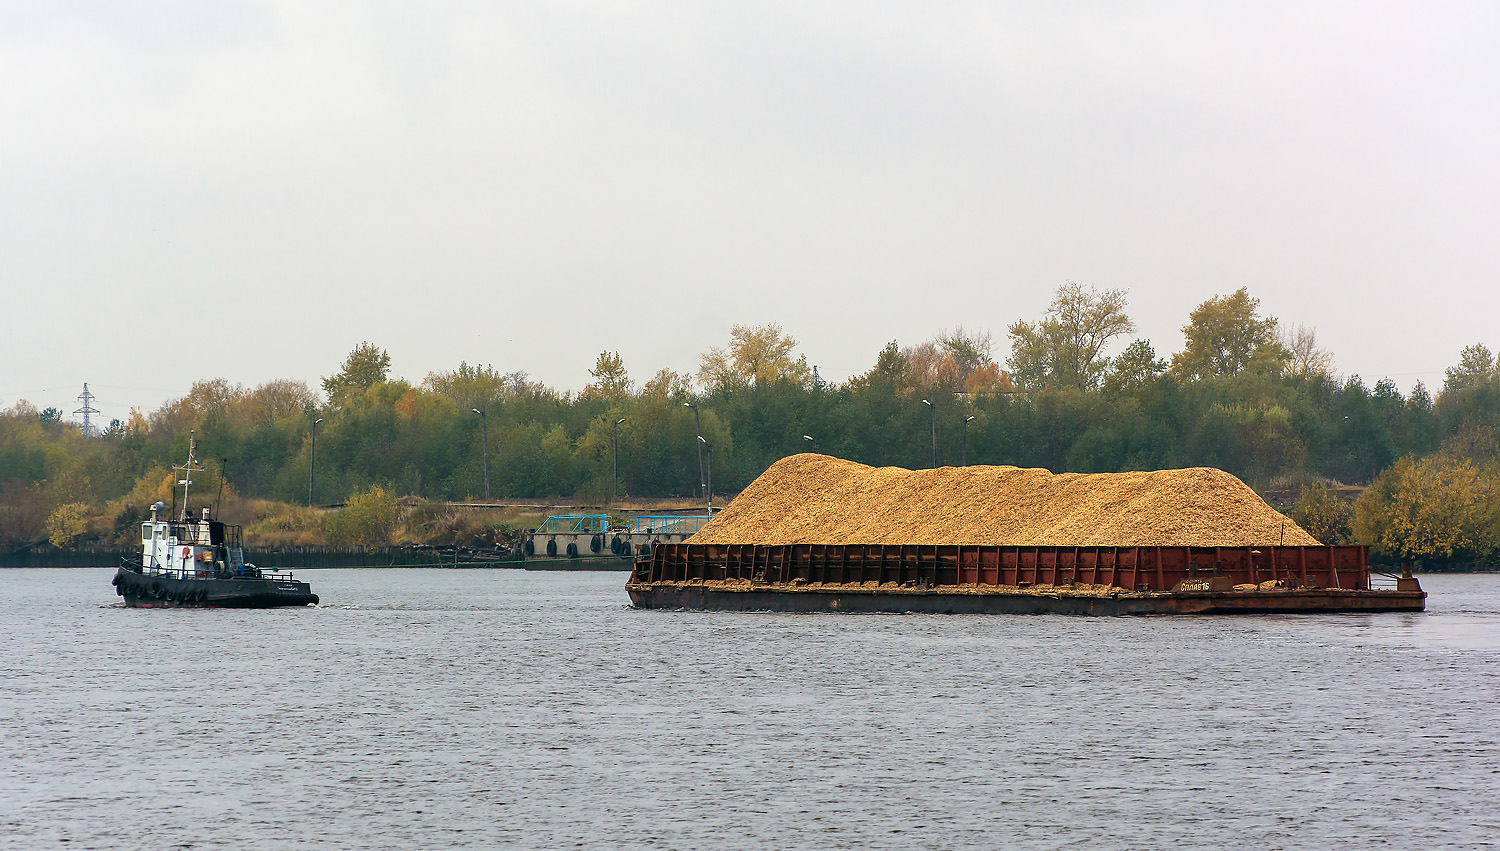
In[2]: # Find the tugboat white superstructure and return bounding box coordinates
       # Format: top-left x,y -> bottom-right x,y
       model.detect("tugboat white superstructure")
112,437 -> 318,608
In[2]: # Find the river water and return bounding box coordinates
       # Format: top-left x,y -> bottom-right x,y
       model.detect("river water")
1,569 -> 1497,850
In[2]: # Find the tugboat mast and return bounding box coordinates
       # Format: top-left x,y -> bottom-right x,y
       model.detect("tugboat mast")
174,433 -> 205,521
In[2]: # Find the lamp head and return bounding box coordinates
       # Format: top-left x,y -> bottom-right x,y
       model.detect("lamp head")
314,418 -> 324,425
472,408 -> 483,415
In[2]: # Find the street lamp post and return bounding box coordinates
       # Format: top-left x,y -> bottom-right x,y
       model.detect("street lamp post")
472,408 -> 489,501
962,415 -> 976,466
921,399 -> 935,468
698,435 -> 712,510
803,434 -> 817,453
309,417 -> 324,507
684,402 -> 704,499
613,418 -> 626,499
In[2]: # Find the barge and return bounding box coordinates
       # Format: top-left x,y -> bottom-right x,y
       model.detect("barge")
523,513 -> 711,571
626,543 -> 1425,615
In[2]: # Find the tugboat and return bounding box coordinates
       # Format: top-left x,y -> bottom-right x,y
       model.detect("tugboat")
112,438 -> 318,608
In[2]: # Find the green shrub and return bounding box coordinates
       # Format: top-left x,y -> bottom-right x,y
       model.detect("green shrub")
325,486 -> 401,547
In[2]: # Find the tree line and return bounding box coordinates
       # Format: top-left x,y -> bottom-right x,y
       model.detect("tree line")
5,285 -> 1500,564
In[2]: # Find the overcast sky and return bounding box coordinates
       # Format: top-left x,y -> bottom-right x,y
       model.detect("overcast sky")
3,1 -> 1497,427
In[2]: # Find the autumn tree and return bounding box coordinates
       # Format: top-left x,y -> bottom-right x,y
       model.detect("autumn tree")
1280,323 -> 1336,378
582,351 -> 632,399
240,380 -> 317,426
45,502 -> 91,548
641,368 -> 693,399
1171,288 -> 1289,379
434,364 -> 553,401
148,378 -> 252,435
323,342 -> 392,403
870,341 -> 912,388
1354,453 -> 1498,562
936,327 -> 998,392
697,323 -> 811,391
0,482 -> 49,547
1287,482 -> 1353,544
845,341 -> 912,394
1442,344 -> 1496,394
1007,282 -> 1134,391
899,328 -> 1005,393
1102,340 -> 1167,393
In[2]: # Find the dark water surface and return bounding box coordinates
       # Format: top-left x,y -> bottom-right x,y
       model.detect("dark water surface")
2,569 -> 1497,850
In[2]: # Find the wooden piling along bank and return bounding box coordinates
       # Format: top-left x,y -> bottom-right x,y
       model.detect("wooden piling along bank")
625,455 -> 1426,614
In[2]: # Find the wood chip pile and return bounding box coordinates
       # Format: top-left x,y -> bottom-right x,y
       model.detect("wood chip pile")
688,454 -> 1321,547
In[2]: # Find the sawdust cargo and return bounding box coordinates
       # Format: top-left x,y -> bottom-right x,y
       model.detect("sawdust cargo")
687,453 -> 1321,547
630,457 -> 1426,614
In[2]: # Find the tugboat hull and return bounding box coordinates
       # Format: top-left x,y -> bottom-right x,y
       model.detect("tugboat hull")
113,567 -> 318,608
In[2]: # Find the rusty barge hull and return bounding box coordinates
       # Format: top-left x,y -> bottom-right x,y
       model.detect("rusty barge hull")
626,584 -> 1424,615
627,543 -> 1425,615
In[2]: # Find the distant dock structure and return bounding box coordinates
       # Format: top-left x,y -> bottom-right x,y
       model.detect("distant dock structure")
74,383 -> 100,437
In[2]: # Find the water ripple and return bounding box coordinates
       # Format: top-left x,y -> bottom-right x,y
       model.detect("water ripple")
1,569 -> 1496,850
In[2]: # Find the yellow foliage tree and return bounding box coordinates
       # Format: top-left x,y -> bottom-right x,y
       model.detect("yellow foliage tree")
641,368 -> 692,399
423,361 -> 510,411
46,503 -> 91,548
115,462 -> 235,514
1170,288 -> 1289,380
580,351 -> 632,399
324,486 -> 402,547
697,323 -> 811,391
1355,454 -> 1498,561
121,464 -> 175,507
